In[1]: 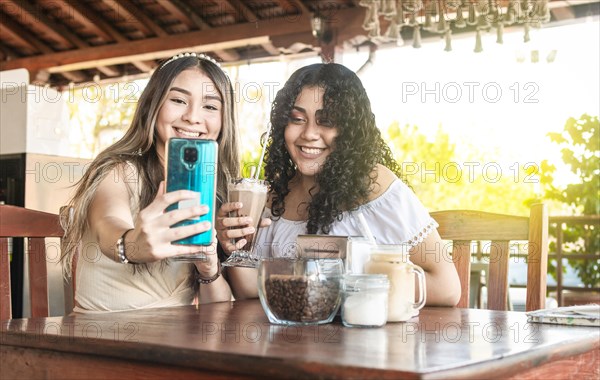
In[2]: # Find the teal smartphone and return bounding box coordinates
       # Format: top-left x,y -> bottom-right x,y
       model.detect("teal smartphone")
165,138 -> 218,245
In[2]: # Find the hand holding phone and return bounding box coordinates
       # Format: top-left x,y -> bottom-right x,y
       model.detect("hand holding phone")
165,138 -> 218,246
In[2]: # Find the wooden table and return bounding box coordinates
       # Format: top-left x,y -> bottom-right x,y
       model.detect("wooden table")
1,300 -> 598,379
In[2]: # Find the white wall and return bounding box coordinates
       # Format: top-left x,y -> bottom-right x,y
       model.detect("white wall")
0,75 -> 28,154
1,68 -> 70,156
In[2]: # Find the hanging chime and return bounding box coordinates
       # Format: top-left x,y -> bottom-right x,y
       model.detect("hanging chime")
413,24 -> 422,48
357,0 -> 549,53
496,22 -> 504,44
444,29 -> 452,52
474,29 -> 483,53
362,1 -> 379,31
450,1 -> 466,29
423,0 -> 436,31
467,1 -> 477,26
381,0 -> 397,17
436,1 -> 448,34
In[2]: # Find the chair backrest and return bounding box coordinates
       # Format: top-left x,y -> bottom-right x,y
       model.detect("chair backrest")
431,203 -> 549,311
0,204 -> 63,320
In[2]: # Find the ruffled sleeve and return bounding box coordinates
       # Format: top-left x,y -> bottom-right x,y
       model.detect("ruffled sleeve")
331,180 -> 438,247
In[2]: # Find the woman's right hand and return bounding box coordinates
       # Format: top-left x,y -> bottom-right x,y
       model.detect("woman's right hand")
215,202 -> 256,255
125,182 -> 214,262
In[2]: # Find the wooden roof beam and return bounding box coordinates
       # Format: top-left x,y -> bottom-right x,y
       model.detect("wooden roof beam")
8,0 -> 132,81
0,43 -> 19,61
288,0 -> 311,15
49,1 -> 108,43
62,0 -> 164,73
96,65 -> 120,77
60,71 -> 87,83
101,0 -> 168,37
0,16 -> 53,54
160,0 -> 240,62
5,1 -> 125,81
3,0 -> 78,50
131,60 -> 157,73
261,42 -> 282,56
225,0 -> 259,23
224,0 -> 302,60
156,0 -> 198,30
1,7 -> 355,73
64,0 -> 127,43
270,31 -> 315,51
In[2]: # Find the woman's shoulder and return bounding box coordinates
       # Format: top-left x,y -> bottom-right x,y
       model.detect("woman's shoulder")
366,164 -> 399,202
96,161 -> 141,195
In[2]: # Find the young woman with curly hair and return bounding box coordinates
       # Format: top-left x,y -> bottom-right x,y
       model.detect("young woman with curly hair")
217,63 -> 460,306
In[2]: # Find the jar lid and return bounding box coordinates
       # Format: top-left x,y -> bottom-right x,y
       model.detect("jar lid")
369,244 -> 411,255
343,274 -> 390,292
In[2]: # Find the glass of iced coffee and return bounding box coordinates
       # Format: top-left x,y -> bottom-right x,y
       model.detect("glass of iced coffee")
222,178 -> 269,268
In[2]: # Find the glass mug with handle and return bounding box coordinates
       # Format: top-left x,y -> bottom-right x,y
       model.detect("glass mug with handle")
364,244 -> 426,322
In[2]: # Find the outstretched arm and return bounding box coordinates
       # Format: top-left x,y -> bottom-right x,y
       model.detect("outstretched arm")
89,165 -> 233,303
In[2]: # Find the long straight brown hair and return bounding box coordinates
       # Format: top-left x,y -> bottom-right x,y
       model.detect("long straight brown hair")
60,55 -> 240,276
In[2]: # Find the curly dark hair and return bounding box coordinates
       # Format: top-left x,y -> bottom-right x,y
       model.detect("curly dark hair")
264,63 -> 402,234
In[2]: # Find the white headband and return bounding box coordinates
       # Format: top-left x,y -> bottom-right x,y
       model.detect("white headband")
159,52 -> 221,70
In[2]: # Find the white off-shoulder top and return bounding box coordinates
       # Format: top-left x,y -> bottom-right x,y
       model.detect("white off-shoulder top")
254,179 -> 438,258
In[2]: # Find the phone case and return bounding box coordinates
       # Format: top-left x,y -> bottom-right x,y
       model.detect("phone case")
165,138 -> 218,245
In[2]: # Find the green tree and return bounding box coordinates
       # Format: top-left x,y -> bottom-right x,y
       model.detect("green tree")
536,114 -> 599,287
385,122 -> 537,215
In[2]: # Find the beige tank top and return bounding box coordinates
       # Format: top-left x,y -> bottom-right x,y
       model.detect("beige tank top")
74,164 -> 195,313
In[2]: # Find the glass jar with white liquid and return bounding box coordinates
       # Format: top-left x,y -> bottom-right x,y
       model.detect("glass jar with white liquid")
364,245 -> 426,322
342,274 -> 390,327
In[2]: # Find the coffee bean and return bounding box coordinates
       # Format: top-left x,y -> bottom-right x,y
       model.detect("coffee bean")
265,274 -> 340,323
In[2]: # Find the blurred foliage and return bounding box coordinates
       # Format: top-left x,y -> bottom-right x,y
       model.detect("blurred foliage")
67,81 -> 142,157
384,122 -> 537,215
240,147 -> 265,179
241,121 -> 538,217
531,114 -> 599,288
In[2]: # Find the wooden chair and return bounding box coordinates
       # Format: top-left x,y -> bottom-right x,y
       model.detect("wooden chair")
0,204 -> 63,320
431,203 -> 549,311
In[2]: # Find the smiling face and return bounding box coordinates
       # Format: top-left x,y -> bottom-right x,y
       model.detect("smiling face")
155,68 -> 223,162
284,86 -> 338,178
